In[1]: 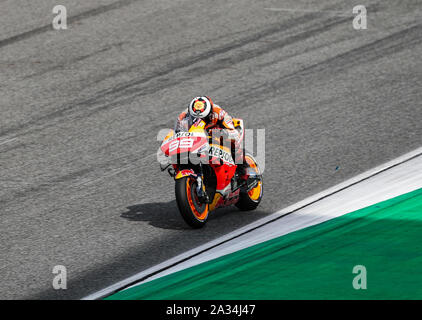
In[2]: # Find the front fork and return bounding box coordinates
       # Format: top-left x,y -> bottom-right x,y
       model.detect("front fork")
163,162 -> 210,203
196,163 -> 210,203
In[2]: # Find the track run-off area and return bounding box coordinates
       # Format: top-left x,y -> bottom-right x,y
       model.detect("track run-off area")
87,148 -> 422,299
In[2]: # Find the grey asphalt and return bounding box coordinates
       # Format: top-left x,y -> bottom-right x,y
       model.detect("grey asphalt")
0,0 -> 421,299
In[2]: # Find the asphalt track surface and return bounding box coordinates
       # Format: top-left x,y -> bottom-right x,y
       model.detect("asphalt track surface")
0,0 -> 421,299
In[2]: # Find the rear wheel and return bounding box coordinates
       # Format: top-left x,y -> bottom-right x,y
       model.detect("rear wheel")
175,176 -> 209,228
235,154 -> 263,211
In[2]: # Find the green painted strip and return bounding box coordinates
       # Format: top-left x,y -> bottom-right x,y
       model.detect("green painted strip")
107,188 -> 422,300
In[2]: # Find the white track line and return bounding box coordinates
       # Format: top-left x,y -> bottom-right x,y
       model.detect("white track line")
83,146 -> 422,300
263,7 -> 422,19
0,137 -> 18,146
264,7 -> 352,17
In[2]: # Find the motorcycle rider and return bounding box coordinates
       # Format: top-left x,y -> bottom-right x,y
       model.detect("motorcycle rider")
176,96 -> 240,148
178,96 -> 239,142
176,96 -> 244,198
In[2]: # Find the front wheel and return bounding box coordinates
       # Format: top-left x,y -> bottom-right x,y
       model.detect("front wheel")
235,153 -> 263,211
175,176 -> 209,228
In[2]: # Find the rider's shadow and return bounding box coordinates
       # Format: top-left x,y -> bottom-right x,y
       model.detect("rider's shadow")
120,200 -> 237,230
120,200 -> 191,230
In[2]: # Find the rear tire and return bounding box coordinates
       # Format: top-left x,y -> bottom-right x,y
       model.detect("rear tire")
235,154 -> 263,211
175,176 -> 209,228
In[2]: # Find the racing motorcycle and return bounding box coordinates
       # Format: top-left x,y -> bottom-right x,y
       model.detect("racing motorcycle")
159,117 -> 263,228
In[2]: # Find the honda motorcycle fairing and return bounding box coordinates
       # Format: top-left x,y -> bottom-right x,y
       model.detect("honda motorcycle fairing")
160,117 -> 263,228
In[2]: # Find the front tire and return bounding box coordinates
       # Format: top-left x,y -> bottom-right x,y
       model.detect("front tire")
175,176 -> 209,228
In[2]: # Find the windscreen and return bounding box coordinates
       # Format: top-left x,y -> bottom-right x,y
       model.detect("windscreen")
174,115 -> 194,133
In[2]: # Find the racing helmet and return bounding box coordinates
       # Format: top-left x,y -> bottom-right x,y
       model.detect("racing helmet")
188,96 -> 213,119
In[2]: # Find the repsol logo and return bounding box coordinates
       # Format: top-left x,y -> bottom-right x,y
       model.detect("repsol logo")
208,146 -> 234,165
